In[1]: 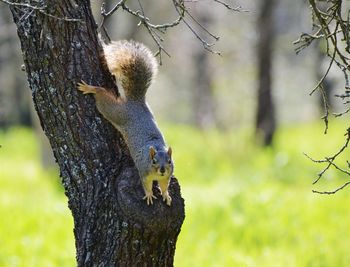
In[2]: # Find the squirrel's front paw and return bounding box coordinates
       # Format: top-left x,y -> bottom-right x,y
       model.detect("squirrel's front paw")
143,192 -> 157,205
162,191 -> 172,206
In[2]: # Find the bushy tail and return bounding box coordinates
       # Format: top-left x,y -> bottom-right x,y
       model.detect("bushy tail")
103,40 -> 158,101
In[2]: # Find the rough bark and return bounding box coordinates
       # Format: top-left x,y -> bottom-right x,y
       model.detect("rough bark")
9,1 -> 185,266
256,0 -> 276,146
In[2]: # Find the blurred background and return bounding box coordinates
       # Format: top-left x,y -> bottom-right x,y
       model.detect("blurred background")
1,0 -> 350,266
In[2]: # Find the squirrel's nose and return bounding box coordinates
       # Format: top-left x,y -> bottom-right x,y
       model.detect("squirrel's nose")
160,167 -> 165,174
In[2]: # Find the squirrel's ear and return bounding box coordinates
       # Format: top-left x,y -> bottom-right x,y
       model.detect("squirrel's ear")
149,146 -> 156,159
167,147 -> 172,158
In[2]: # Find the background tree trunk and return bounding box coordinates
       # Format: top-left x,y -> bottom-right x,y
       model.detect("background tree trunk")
193,12 -> 216,129
9,1 -> 185,266
0,4 -> 31,127
256,0 -> 277,146
315,41 -> 334,113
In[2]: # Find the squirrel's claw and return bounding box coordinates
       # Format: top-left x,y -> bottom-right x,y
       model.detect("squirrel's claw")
78,80 -> 87,85
143,192 -> 157,205
77,80 -> 97,94
162,193 -> 172,206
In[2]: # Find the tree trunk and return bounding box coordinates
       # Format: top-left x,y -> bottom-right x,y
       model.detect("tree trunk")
256,0 -> 276,146
193,12 -> 216,129
9,1 -> 185,266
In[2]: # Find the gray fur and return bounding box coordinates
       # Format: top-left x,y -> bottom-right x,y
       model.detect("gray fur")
87,40 -> 173,205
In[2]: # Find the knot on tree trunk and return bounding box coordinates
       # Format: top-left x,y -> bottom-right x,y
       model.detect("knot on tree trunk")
117,166 -> 185,231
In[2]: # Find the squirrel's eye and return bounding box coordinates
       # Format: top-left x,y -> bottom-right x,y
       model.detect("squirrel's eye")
168,159 -> 172,164
152,159 -> 157,164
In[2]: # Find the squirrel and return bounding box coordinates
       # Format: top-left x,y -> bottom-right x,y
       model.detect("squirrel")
77,40 -> 174,206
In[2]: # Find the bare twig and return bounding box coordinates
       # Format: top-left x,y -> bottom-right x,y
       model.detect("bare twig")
183,9 -> 219,41
297,1 -> 350,194
0,0 -> 81,22
103,0 -> 127,18
309,43 -> 336,96
305,128 -> 350,190
312,181 -> 350,194
333,107 -> 350,117
213,0 -> 247,12
99,0 -> 244,60
173,2 -> 221,55
320,85 -> 330,134
295,0 -> 349,91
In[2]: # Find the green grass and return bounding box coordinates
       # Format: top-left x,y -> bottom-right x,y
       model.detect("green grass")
0,128 -> 74,267
1,122 -> 350,266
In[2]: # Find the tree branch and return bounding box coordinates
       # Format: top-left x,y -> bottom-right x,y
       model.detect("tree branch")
213,0 -> 247,12
0,0 -> 82,21
313,181 -> 350,194
99,0 -> 244,61
305,128 -> 350,193
297,1 -> 350,193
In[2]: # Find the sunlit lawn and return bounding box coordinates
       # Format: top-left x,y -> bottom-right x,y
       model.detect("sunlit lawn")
0,128 -> 74,267
1,121 -> 350,267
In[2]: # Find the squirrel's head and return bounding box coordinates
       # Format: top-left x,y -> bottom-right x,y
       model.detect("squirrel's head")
149,146 -> 173,177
